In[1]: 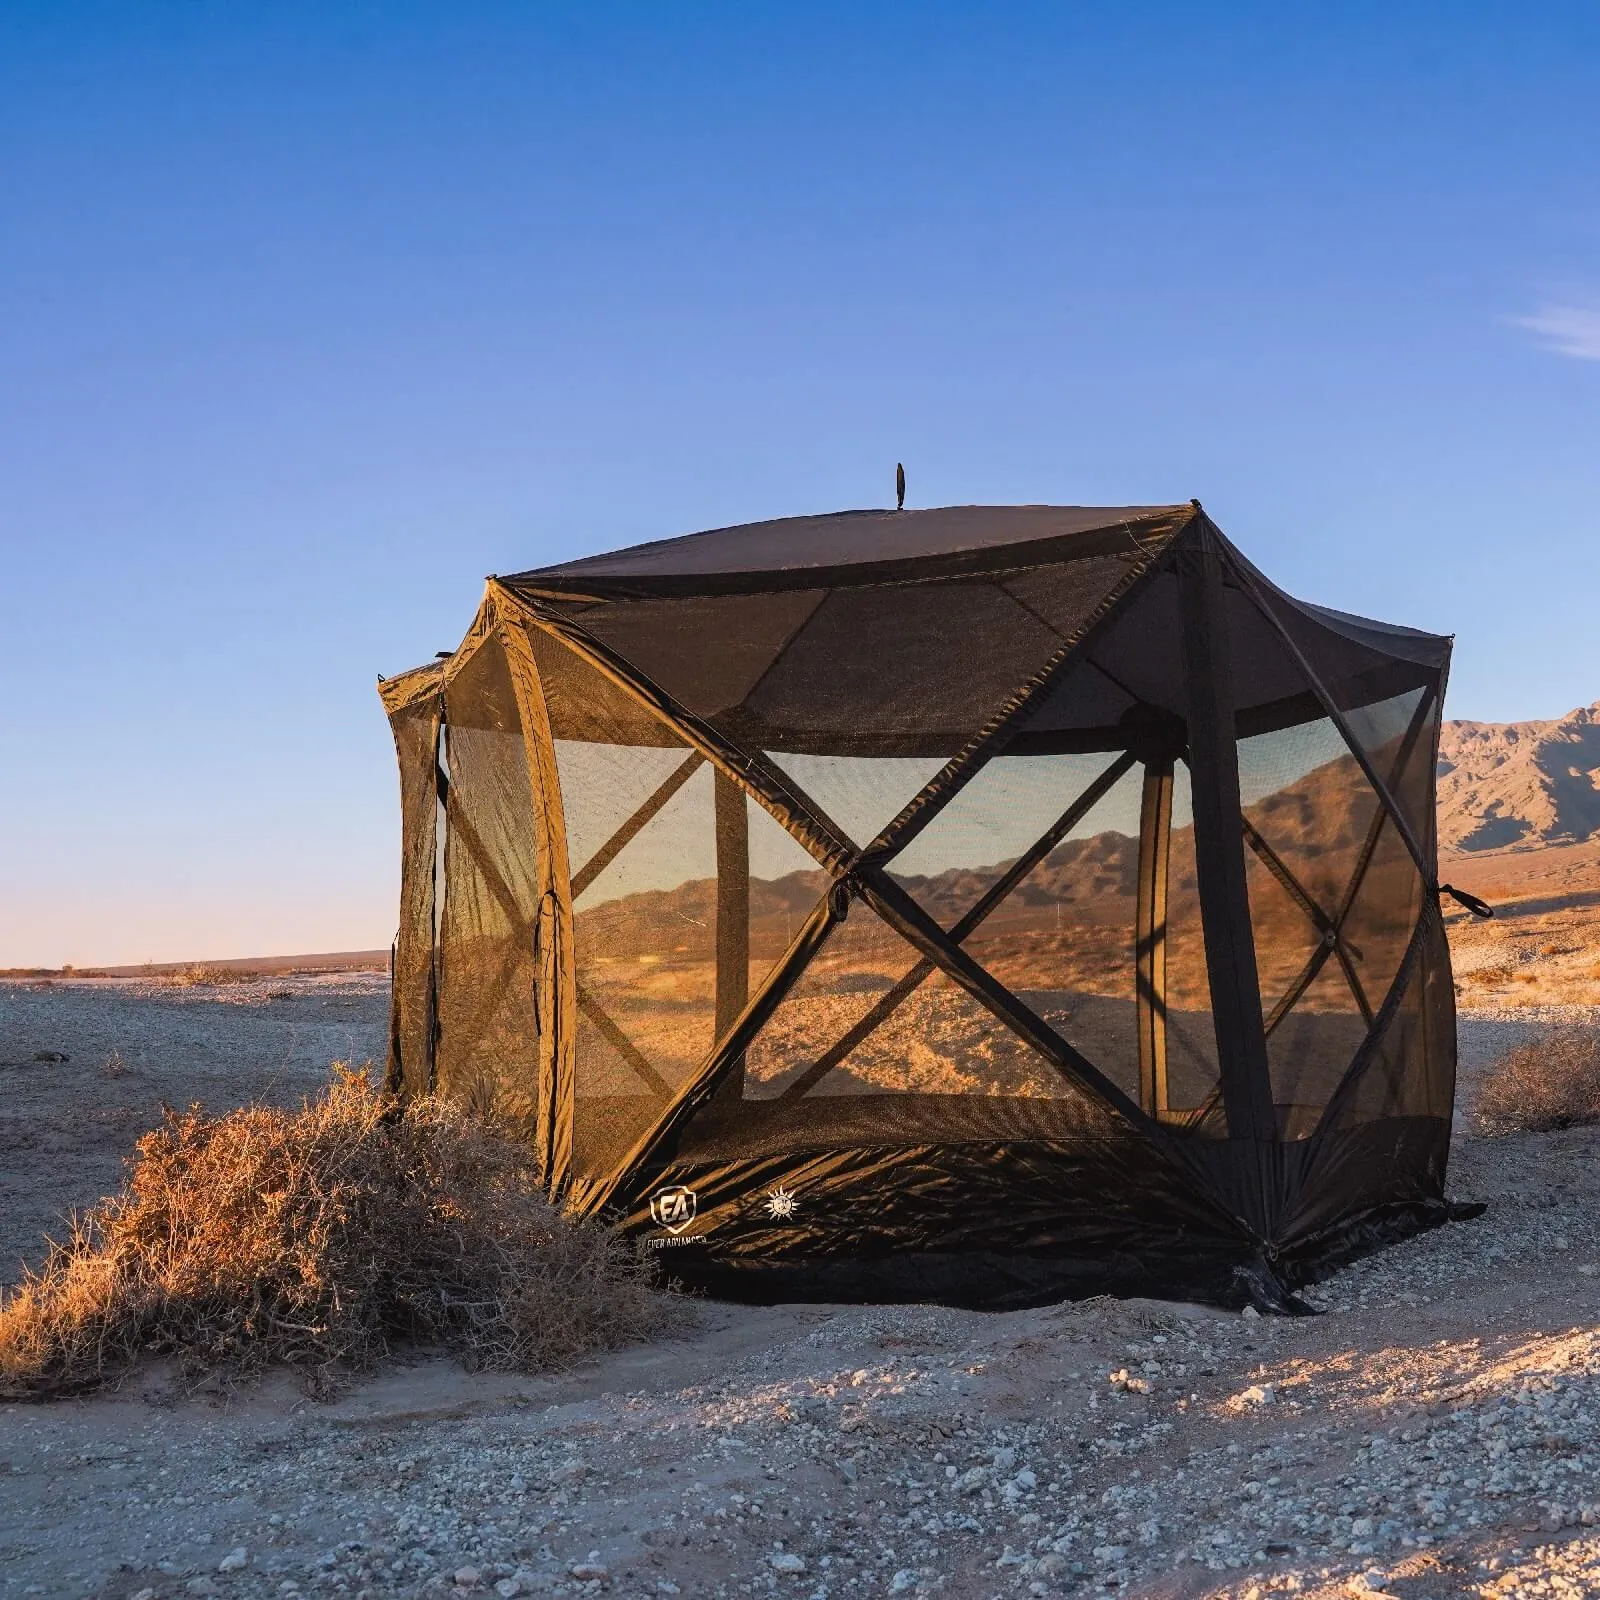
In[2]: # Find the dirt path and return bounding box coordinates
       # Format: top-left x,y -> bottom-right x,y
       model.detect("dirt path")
2,985 -> 1598,1600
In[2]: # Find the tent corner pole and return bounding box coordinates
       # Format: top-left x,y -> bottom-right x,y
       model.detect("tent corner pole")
1176,527 -> 1275,1158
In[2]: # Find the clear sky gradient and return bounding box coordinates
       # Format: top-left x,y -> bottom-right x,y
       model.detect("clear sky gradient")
2,3 -> 1597,967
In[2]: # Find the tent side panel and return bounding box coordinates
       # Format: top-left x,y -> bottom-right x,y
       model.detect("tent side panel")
383,693 -> 441,1098
502,615 -> 577,1189
433,633 -> 544,1134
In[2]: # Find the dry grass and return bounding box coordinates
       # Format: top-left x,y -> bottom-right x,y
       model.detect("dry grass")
0,1067 -> 676,1400
1475,1028 -> 1600,1135
156,963 -> 264,987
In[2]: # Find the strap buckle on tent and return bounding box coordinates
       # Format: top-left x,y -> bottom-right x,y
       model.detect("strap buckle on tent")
1437,883 -> 1494,919
828,877 -> 855,921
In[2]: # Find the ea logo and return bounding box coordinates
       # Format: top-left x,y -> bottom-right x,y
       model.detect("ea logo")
649,1185 -> 698,1235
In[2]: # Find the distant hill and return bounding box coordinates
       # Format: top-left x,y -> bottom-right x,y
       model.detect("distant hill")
1438,702 -> 1600,853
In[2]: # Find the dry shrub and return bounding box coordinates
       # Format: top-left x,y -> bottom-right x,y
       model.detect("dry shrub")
158,964 -> 263,987
1474,1028 -> 1600,1135
0,1068 -> 674,1399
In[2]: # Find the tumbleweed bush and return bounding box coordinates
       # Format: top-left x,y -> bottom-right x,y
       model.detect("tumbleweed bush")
1474,1027 -> 1600,1135
0,1067 -> 675,1399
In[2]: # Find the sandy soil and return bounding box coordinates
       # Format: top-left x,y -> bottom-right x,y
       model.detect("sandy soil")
3,982 -> 1600,1600
0,975 -> 389,1288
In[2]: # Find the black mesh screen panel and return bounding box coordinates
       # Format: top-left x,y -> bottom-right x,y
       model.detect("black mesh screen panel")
912,757 -> 1146,1103
386,694 -> 440,1097
435,638 -> 541,1127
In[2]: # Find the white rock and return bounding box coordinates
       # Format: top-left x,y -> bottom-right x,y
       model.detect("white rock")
1014,1469 -> 1038,1491
455,1568 -> 482,1588
131,1591 -> 157,1600
186,1582 -> 220,1598
217,1547 -> 248,1573
769,1551 -> 807,1573
570,1564 -> 609,1582
1239,1385 -> 1275,1406
495,1581 -> 520,1598
889,1571 -> 917,1593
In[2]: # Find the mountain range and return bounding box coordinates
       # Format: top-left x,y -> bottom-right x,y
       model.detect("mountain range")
1437,702 -> 1600,854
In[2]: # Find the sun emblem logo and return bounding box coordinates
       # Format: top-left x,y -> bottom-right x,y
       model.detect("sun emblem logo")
764,1185 -> 799,1221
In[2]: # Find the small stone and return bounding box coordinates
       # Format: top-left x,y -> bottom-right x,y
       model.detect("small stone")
218,1547 -> 249,1573
131,1590 -> 157,1600
570,1564 -> 609,1582
32,1050 -> 69,1062
186,1582 -> 221,1598
509,1475 -> 527,1493
889,1572 -> 917,1593
992,1446 -> 1017,1473
1240,1384 -> 1275,1406
495,1582 -> 520,1598
769,1552 -> 806,1574
455,1568 -> 482,1588
839,1458 -> 857,1483
1242,1304 -> 1260,1319
1014,1468 -> 1038,1491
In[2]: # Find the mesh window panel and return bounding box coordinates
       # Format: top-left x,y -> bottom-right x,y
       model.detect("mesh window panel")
1327,910 -> 1455,1131
1339,687 -> 1435,855
934,758 -> 1145,1102
744,902 -> 1079,1099
729,903 -> 1098,1152
1163,766 -> 1223,1120
1237,717 -> 1393,1134
747,796 -> 831,989
887,752 -> 1133,929
1337,813 -> 1425,1026
435,638 -> 541,1128
766,753 -> 950,847
387,695 -> 440,1098
534,632 -> 715,1180
743,909 -> 923,1099
567,761 -> 719,1178
1264,962 -> 1370,1139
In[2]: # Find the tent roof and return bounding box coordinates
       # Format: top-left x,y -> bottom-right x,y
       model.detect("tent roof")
502,504 -> 1195,597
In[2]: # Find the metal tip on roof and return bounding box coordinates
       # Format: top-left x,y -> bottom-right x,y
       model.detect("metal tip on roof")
1190,498 -> 1202,510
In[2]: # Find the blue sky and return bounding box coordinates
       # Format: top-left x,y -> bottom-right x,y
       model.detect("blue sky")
2,3 -> 1597,966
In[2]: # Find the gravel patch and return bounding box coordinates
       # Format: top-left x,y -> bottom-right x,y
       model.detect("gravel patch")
3,996 -> 1600,1599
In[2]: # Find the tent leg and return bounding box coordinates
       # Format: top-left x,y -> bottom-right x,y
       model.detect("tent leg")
714,770 -> 750,1095
1136,757 -> 1173,1119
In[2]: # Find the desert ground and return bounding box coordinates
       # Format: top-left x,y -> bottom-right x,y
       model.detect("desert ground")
2,953 -> 1600,1600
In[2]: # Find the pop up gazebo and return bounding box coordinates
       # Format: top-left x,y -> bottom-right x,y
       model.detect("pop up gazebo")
379,501 -> 1474,1310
